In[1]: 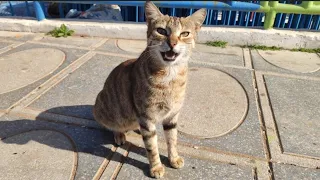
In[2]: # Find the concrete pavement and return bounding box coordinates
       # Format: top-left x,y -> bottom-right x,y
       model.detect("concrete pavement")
0,31 -> 319,180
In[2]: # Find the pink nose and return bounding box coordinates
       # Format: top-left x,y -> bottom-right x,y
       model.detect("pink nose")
170,42 -> 176,47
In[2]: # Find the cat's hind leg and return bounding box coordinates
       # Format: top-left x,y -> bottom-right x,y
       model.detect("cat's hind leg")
113,131 -> 126,146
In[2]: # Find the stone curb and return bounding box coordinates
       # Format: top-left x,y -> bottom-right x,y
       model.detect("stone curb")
0,17 -> 319,49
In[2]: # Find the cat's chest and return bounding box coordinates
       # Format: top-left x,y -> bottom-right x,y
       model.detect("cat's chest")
151,72 -> 187,106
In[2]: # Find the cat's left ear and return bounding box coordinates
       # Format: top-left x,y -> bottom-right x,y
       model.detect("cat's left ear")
189,8 -> 207,32
145,1 -> 163,24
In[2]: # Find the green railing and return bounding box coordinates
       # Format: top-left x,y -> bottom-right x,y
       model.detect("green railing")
260,1 -> 320,29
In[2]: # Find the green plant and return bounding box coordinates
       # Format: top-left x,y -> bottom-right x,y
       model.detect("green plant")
291,48 -> 320,53
47,24 -> 75,38
205,41 -> 228,48
241,45 -> 282,51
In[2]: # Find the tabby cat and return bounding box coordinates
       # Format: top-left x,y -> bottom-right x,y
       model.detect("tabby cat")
93,1 -> 206,178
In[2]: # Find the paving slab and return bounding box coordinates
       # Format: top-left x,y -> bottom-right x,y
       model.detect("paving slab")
273,163 -> 320,180
0,42 -> 88,109
179,67 -> 248,138
96,39 -> 140,56
174,62 -> 265,158
0,130 -> 74,180
0,48 -> 65,94
116,146 -> 254,180
0,41 -> 12,49
191,44 -> 244,67
264,75 -> 320,158
251,49 -> 320,77
0,31 -> 38,42
117,39 -> 146,54
0,115 -> 115,180
36,36 -> 105,48
258,50 -> 320,73
29,54 -> 128,120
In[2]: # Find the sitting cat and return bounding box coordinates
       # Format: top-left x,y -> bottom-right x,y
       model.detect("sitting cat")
93,1 -> 206,178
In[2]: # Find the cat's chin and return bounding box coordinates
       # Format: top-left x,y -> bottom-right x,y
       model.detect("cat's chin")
161,50 -> 180,62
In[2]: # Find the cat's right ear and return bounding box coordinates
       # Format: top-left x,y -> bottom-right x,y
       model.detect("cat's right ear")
145,1 -> 163,24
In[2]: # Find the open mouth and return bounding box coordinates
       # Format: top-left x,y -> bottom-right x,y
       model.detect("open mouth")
161,50 -> 179,61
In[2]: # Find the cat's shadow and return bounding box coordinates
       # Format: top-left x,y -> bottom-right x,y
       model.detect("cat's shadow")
0,105 -> 172,178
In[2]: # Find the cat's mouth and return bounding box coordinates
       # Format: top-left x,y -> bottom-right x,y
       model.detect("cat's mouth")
161,50 -> 179,61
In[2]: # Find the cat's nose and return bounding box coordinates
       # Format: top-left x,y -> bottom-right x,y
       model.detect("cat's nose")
168,35 -> 178,49
168,40 -> 177,49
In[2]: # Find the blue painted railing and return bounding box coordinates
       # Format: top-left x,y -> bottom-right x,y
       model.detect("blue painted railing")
0,1 -> 319,30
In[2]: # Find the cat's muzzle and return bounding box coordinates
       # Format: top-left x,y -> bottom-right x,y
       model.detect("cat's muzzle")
161,50 -> 180,61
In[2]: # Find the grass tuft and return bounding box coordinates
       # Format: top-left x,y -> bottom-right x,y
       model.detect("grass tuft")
240,45 -> 282,51
290,48 -> 320,53
205,41 -> 228,48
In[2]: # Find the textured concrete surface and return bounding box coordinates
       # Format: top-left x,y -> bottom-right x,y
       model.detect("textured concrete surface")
175,63 -> 265,158
30,54 -> 127,120
37,36 -> 104,48
273,163 -> 320,180
0,115 -> 114,180
264,75 -> 320,157
117,147 -> 254,180
0,31 -> 38,42
0,42 -> 88,109
0,48 -> 65,94
0,130 -> 74,180
179,67 -> 248,138
0,41 -> 12,49
0,32 -> 319,179
117,39 -> 146,54
259,50 -> 320,73
251,49 -> 320,77
192,44 -> 244,67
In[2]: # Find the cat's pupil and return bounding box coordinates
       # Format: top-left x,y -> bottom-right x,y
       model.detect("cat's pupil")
157,28 -> 167,36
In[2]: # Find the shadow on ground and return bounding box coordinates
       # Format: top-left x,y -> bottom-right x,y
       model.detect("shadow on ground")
0,105 -> 172,178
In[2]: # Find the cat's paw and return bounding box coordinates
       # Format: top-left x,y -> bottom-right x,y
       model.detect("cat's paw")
170,156 -> 184,169
113,132 -> 126,146
150,164 -> 165,179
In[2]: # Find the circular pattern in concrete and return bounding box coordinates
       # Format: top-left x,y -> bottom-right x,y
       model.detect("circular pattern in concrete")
117,39 -> 146,54
0,48 -> 65,94
0,130 -> 76,180
178,67 -> 248,139
258,50 -> 320,73
195,44 -> 243,57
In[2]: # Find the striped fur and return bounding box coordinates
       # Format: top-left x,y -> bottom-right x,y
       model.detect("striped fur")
93,1 -> 206,178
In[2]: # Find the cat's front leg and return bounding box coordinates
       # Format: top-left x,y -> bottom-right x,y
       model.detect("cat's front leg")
139,120 -> 165,179
163,113 -> 184,169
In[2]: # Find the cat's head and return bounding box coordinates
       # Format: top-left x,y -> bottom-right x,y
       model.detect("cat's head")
145,1 -> 206,65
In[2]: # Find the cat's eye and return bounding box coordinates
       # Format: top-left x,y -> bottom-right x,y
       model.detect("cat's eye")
156,28 -> 167,36
180,32 -> 190,37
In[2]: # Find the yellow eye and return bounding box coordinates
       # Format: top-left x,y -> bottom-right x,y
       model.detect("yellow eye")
180,32 -> 190,37
157,28 -> 167,36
